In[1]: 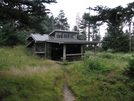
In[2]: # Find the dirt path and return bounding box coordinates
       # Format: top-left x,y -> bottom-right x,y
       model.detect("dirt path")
63,76 -> 75,101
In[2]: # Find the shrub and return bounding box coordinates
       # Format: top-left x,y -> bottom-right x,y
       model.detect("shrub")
83,57 -> 109,73
124,58 -> 134,79
102,53 -> 112,59
98,47 -> 103,52
132,54 -> 134,57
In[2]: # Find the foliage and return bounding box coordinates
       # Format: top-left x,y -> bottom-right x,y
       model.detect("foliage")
102,53 -> 112,59
0,29 -> 7,46
83,57 -> 110,74
65,53 -> 134,101
85,45 -> 94,51
63,60 -> 69,65
1,46 -> 134,101
0,46 -> 64,100
0,24 -> 28,46
102,25 -> 129,52
80,13 -> 101,41
73,26 -> 79,31
0,0 -> 56,46
0,0 -> 55,26
54,10 -> 70,30
87,2 -> 134,52
124,58 -> 134,79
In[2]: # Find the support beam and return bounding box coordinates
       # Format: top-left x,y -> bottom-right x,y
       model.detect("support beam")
45,42 -> 47,58
63,45 -> 66,61
34,43 -> 36,54
81,45 -> 84,56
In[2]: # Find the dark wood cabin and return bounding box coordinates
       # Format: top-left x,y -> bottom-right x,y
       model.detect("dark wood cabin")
26,30 -> 100,61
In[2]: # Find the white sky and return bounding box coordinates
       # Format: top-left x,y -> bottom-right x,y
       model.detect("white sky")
46,0 -> 134,37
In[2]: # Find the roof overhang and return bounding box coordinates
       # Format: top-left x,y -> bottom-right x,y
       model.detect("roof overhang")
46,39 -> 100,45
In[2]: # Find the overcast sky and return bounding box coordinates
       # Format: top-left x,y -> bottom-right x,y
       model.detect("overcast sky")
46,0 -> 134,37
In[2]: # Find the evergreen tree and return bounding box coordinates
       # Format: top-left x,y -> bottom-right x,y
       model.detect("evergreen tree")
87,3 -> 134,52
0,0 -> 56,46
54,10 -> 70,30
0,23 -> 27,46
102,25 -> 129,52
73,26 -> 79,31
81,13 -> 101,41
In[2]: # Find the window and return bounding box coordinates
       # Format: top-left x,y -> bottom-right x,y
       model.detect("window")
55,32 -> 77,39
64,33 -> 67,38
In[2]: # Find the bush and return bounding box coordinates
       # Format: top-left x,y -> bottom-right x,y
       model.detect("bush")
98,47 -> 103,52
102,53 -> 112,59
83,57 -> 109,73
124,58 -> 134,79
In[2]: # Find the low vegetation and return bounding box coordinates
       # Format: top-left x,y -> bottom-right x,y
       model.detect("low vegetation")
65,53 -> 134,101
1,46 -> 134,101
0,46 -> 64,101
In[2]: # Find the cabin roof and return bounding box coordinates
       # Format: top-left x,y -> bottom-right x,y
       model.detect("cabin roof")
46,39 -> 100,44
49,30 -> 79,36
26,34 -> 49,42
26,32 -> 100,48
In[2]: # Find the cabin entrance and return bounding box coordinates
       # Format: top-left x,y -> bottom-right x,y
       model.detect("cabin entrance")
51,43 -> 63,60
51,43 -> 81,60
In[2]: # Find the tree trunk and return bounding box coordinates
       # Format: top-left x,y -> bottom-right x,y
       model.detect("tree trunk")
88,23 -> 90,41
129,21 -> 131,53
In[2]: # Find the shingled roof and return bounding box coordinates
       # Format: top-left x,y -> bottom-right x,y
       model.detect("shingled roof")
26,34 -> 49,42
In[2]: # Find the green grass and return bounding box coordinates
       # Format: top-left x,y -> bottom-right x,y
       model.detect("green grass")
0,46 -> 64,101
65,53 -> 134,101
1,46 -> 134,101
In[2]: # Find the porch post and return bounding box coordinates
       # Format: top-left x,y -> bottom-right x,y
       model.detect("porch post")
34,43 -> 36,54
81,45 -> 84,56
94,44 -> 97,55
63,45 -> 66,61
45,42 -> 47,58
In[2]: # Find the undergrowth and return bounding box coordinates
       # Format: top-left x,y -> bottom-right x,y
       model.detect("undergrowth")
1,46 -> 134,101
65,54 -> 134,101
0,46 -> 64,101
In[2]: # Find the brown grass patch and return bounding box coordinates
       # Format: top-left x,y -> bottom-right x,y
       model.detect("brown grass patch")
0,64 -> 61,78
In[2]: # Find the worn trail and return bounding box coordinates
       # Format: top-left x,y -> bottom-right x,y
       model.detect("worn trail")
63,76 -> 75,101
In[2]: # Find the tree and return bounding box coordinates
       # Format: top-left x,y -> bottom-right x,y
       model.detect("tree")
76,13 -> 81,31
0,0 -> 55,26
28,15 -> 54,34
123,2 -> 134,53
80,13 -> 101,41
102,25 -> 129,52
0,0 -> 56,46
73,26 -> 79,31
54,10 -> 70,30
87,3 -> 134,52
0,23 -> 27,46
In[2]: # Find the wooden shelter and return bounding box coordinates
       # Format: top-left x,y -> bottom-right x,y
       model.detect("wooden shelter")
26,30 -> 100,61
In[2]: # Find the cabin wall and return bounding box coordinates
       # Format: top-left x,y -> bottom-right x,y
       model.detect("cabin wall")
36,43 -> 45,52
30,45 -> 34,54
28,42 -> 85,60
